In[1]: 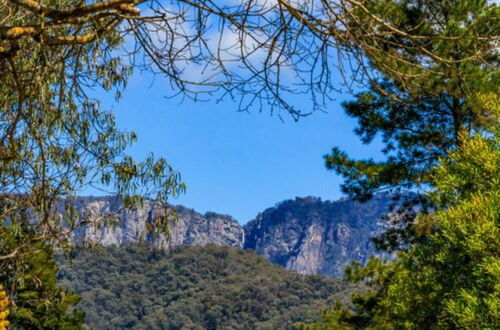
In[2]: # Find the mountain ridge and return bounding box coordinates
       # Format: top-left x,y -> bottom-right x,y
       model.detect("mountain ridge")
70,194 -> 393,277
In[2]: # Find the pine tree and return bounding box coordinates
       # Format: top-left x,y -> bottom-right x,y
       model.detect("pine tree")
303,1 -> 499,327
325,0 -> 499,198
305,94 -> 499,328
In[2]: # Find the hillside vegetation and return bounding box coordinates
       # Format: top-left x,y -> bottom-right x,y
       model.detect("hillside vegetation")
58,244 -> 357,329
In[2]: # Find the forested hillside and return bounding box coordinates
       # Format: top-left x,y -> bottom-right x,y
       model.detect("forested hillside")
66,194 -> 393,278
58,244 -> 358,330
1,1 -> 497,328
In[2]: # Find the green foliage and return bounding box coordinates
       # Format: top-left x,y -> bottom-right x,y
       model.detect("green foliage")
324,0 -> 499,255
0,1 -> 497,328
0,2 -> 185,237
58,244 -> 360,330
1,1 -> 184,324
306,130 -> 499,329
325,0 -> 499,201
309,2 -> 499,328
0,226 -> 84,329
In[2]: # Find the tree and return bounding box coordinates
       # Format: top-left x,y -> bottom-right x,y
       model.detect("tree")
324,0 -> 499,250
0,0 -> 188,324
324,0 -> 498,192
0,0 -> 497,326
297,1 -> 500,328
304,108 -> 499,328
1,2 -> 496,246
0,225 -> 85,328
3,1 -> 495,117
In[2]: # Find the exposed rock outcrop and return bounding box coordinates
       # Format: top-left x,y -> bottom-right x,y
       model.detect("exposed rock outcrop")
243,195 -> 392,277
69,194 -> 392,277
70,197 -> 244,249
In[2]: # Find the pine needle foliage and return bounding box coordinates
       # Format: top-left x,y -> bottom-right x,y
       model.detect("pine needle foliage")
324,0 -> 498,202
304,1 -> 499,328
304,97 -> 499,329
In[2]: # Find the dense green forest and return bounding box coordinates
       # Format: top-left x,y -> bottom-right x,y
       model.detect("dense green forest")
58,245 -> 358,330
0,0 -> 498,328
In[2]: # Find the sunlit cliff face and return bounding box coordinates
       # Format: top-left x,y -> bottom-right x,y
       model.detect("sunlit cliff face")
69,194 -> 393,277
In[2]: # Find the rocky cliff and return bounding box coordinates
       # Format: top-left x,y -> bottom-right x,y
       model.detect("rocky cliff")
70,195 -> 391,277
70,196 -> 244,249
243,195 -> 392,277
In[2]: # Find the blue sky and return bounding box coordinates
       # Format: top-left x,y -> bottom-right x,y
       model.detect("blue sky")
92,70 -> 383,224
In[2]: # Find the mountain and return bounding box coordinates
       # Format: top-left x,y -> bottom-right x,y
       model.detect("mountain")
70,196 -> 244,249
58,244 -> 360,330
243,195 -> 391,277
69,194 -> 392,277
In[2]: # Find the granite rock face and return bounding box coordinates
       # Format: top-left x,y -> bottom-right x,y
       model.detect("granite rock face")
70,195 -> 391,277
243,195 -> 392,277
70,197 -> 244,249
